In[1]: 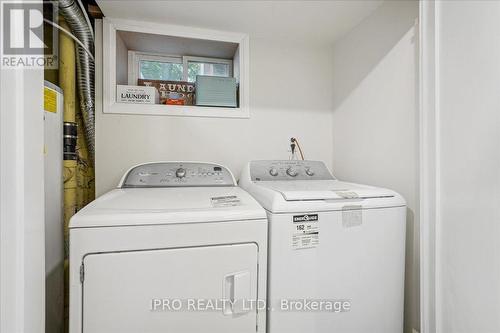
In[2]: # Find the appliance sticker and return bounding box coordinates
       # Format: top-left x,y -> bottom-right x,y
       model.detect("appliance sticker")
292,214 -> 319,250
211,195 -> 241,207
44,87 -> 57,113
342,205 -> 363,228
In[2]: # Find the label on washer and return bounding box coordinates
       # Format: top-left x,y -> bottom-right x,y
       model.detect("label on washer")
342,205 -> 363,228
292,214 -> 319,250
211,195 -> 241,207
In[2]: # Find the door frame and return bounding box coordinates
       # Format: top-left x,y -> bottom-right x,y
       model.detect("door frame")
419,1 -> 439,332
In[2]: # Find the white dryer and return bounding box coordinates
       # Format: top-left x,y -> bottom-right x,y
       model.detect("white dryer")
69,162 -> 267,333
239,160 -> 406,333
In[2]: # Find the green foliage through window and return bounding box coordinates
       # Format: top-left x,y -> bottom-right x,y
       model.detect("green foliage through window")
139,60 -> 183,81
187,62 -> 230,82
138,58 -> 231,82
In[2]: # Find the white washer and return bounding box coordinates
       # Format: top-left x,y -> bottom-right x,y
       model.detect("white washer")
239,160 -> 406,333
69,162 -> 267,333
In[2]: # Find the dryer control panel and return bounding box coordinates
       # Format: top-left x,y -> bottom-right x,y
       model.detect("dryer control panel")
250,160 -> 335,181
120,162 -> 236,188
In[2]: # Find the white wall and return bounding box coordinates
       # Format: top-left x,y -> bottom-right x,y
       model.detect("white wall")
95,38 -> 334,195
331,1 -> 419,332
437,1 -> 500,332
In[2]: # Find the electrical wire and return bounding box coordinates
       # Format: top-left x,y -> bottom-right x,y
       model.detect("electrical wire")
44,18 -> 95,62
291,137 -> 305,160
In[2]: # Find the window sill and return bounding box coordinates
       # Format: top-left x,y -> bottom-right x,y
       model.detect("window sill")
106,102 -> 249,119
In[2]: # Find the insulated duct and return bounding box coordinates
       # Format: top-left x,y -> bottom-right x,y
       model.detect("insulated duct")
59,0 -> 95,163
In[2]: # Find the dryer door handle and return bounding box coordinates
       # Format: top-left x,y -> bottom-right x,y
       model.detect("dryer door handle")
223,271 -> 251,315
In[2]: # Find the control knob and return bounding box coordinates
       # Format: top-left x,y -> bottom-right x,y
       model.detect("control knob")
286,167 -> 298,177
175,168 -> 186,178
269,168 -> 279,176
306,168 -> 315,176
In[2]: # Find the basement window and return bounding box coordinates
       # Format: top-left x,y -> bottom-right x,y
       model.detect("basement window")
183,56 -> 233,82
129,51 -> 233,84
137,54 -> 183,81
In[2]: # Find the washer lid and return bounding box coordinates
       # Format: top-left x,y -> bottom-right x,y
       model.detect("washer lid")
242,179 -> 405,213
69,187 -> 266,228
259,180 -> 395,201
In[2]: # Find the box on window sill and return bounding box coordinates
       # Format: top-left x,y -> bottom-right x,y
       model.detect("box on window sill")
138,79 -> 195,105
195,76 -> 237,108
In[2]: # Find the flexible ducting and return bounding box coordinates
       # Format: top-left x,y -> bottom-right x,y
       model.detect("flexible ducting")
59,0 -> 95,163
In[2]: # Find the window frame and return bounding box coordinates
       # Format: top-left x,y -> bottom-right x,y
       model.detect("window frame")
128,51 -> 233,84
127,51 -> 183,85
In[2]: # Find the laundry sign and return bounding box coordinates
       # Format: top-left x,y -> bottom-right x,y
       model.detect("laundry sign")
116,85 -> 159,104
292,214 -> 319,250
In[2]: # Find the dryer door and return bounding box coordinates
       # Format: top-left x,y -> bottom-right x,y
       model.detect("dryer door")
82,243 -> 259,333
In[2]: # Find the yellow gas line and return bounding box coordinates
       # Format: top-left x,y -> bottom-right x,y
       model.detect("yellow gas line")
59,17 -> 76,333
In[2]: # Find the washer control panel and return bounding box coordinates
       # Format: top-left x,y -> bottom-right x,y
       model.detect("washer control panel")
250,160 -> 335,181
120,162 -> 236,188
